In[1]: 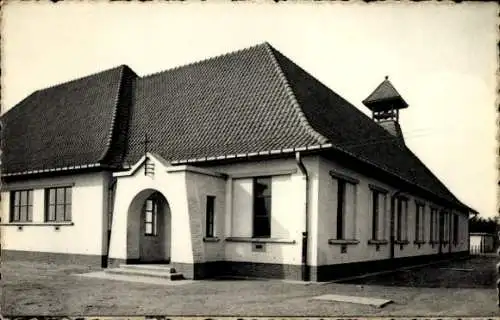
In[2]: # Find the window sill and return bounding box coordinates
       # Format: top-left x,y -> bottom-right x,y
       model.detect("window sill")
203,237 -> 221,243
0,222 -> 74,226
394,240 -> 410,245
368,239 -> 388,245
225,237 -> 296,244
328,239 -> 359,245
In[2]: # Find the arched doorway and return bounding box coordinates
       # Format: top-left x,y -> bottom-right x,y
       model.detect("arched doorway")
127,189 -> 171,263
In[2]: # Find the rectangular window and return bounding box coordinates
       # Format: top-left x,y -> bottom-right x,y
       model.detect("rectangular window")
396,197 -> 408,241
206,196 -> 215,238
371,190 -> 380,240
335,179 -> 357,240
10,190 -> 33,222
336,179 -> 346,240
430,208 -> 437,242
415,203 -> 425,241
144,199 -> 157,236
45,187 -> 72,222
453,214 -> 459,245
253,177 -> 271,238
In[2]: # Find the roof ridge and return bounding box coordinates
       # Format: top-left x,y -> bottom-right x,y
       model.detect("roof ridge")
98,66 -> 127,164
140,42 -> 268,80
32,64 -> 130,94
263,43 -> 329,145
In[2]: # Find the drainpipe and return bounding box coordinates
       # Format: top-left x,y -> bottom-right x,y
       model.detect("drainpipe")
295,152 -> 309,282
389,190 -> 403,260
104,176 -> 118,268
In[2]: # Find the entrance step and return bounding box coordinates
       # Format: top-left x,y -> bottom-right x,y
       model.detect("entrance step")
106,264 -> 184,281
119,264 -> 177,273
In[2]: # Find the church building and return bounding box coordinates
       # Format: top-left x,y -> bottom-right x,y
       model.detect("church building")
1,43 -> 474,281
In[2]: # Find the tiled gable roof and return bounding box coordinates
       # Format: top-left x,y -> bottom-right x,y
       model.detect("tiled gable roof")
2,42 -> 468,211
271,47 -> 459,204
1,65 -> 136,175
124,43 -> 326,166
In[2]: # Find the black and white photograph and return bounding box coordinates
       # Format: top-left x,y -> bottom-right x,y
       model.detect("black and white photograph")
1,1 -> 498,317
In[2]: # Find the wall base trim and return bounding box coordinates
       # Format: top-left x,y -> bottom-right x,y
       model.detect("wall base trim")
311,251 -> 470,282
2,249 -> 106,267
3,249 -> 470,282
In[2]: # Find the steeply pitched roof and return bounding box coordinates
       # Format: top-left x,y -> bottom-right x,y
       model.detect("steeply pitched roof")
1,65 -> 137,175
124,43 -> 325,166
363,76 -> 409,109
1,43 -> 468,211
269,47 -> 460,206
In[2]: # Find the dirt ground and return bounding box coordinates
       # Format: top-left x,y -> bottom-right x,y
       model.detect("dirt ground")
1,256 -> 499,317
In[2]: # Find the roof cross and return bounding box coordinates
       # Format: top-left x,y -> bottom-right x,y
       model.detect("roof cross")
140,133 -> 152,158
139,133 -> 154,176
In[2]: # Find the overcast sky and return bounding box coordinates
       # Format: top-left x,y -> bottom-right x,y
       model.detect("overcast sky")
2,2 -> 497,218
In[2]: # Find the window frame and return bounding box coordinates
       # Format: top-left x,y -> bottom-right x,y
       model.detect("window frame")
415,202 -> 425,242
205,195 -> 216,238
371,189 -> 380,240
45,187 -> 72,222
10,190 -> 33,222
452,213 -> 459,245
252,177 -> 272,238
336,179 -> 346,240
396,197 -> 408,241
144,198 -> 158,236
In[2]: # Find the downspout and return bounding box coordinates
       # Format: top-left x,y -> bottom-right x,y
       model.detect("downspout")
390,190 -> 403,260
295,152 -> 309,282
104,176 -> 118,268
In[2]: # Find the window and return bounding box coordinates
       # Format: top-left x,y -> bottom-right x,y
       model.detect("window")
10,190 -> 33,222
144,197 -> 158,236
371,190 -> 379,240
453,214 -> 459,245
337,179 -> 346,240
335,178 -> 357,240
45,187 -> 72,222
206,196 -> 215,238
396,197 -> 408,241
253,177 -> 271,238
370,189 -> 386,240
415,203 -> 425,242
430,208 -> 439,242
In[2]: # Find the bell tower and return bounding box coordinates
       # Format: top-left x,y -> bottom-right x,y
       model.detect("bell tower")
363,76 -> 408,142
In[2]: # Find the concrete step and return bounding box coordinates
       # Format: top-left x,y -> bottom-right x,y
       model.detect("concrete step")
120,264 -> 177,273
106,267 -> 184,281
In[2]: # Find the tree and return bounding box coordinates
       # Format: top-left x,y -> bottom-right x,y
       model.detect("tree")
469,215 -> 499,234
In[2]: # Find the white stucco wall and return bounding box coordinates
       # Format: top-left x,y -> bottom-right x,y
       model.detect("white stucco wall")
108,156 -> 193,264
184,170 -> 226,262
208,157 -> 312,266
314,156 -> 469,266
1,172 -> 110,256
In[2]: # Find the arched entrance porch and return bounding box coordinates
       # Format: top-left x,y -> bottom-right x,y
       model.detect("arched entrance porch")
127,189 -> 171,263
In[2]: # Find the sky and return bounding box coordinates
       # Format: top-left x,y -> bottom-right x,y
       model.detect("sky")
2,2 -> 498,218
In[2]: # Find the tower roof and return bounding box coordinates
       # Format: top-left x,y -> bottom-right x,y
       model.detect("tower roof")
363,76 -> 408,110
